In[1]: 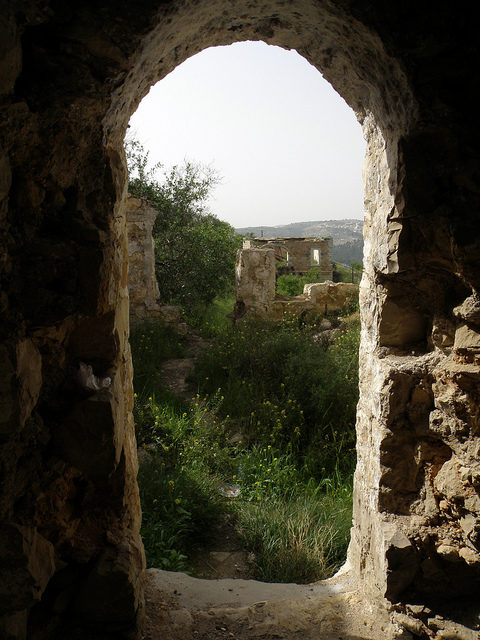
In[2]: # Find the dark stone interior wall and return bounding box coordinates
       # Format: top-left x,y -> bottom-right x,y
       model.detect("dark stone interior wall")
0,1 -> 479,638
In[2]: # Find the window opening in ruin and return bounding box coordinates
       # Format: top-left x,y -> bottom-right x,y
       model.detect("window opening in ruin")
127,40 -> 364,586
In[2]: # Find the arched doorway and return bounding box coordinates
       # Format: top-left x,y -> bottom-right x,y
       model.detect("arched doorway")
1,2 -> 478,638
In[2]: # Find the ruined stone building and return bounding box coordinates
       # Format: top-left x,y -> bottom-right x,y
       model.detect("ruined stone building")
1,2 -> 479,639
235,245 -> 357,320
243,236 -> 333,278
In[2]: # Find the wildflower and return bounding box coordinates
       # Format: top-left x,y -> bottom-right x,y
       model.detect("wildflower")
175,498 -> 181,505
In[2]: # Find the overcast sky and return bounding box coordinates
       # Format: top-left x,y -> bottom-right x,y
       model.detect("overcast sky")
128,41 -> 366,229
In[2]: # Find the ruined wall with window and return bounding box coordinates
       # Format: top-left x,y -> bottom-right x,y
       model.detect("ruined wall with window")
234,246 -> 357,321
243,236 -> 333,277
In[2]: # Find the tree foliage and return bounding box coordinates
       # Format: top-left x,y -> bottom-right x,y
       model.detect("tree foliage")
126,138 -> 241,310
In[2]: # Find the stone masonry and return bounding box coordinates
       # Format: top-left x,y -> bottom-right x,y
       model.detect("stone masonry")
234,246 -> 358,321
243,236 -> 333,277
126,196 -> 163,324
0,2 -> 479,638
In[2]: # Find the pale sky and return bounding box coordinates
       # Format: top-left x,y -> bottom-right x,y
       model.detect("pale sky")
128,41 -> 366,229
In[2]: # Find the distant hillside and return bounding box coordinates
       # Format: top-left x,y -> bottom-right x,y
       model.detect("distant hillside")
236,219 -> 364,265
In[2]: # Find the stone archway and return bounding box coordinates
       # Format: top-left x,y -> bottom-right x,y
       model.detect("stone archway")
1,2 -> 479,638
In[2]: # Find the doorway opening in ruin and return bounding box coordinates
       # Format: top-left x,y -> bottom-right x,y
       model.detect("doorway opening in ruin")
127,40 -> 365,589
5,4 -> 480,639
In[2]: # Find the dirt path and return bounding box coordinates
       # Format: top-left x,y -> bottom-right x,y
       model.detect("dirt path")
159,331 -> 209,402
157,329 -> 251,580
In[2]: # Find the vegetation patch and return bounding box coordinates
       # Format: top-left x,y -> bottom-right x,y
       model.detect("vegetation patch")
132,306 -> 359,582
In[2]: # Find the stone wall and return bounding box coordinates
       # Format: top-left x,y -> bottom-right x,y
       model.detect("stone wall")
244,236 -> 333,277
234,247 -> 357,321
0,1 -> 479,638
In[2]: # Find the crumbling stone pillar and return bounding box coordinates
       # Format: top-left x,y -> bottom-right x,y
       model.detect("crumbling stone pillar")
126,196 -> 163,324
234,248 -> 276,320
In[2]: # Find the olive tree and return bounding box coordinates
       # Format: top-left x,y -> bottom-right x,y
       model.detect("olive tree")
126,138 -> 241,310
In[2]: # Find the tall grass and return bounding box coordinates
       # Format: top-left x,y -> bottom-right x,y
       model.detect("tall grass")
131,304 -> 359,583
237,480 -> 352,583
193,313 -> 359,478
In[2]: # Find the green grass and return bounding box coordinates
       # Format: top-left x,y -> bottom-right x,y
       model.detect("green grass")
183,293 -> 236,337
276,267 -> 330,296
130,321 -> 187,445
236,480 -> 353,583
131,305 -> 359,583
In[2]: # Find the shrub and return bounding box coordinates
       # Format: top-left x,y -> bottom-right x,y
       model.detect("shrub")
193,315 -> 360,478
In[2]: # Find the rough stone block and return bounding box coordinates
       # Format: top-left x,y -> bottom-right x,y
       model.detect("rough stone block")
16,339 -> 42,428
454,324 -> 480,352
383,526 -> 419,600
73,535 -> 144,626
0,610 -> 28,640
0,345 -> 15,436
379,299 -> 426,348
434,458 -> 465,501
0,524 -> 55,613
54,391 -> 119,479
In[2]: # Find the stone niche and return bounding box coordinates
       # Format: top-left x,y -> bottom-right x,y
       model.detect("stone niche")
1,2 -> 479,639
